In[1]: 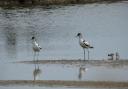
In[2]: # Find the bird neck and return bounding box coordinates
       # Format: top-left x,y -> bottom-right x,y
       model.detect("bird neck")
79,34 -> 83,39
32,39 -> 37,45
79,35 -> 84,42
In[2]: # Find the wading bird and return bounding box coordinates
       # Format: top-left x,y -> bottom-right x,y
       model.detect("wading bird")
32,36 -> 42,62
76,33 -> 93,60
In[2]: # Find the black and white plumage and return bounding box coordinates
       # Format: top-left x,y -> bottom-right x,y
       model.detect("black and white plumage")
32,36 -> 42,62
32,37 -> 42,52
77,33 -> 93,60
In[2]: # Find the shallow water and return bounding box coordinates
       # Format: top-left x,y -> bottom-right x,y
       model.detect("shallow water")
0,1 -> 128,89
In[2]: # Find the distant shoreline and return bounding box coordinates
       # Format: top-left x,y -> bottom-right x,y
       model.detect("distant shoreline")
17,59 -> 128,67
0,80 -> 128,88
0,0 -> 127,7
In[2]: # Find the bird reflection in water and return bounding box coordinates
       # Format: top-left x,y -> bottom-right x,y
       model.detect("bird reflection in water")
33,64 -> 42,81
78,65 -> 88,80
33,63 -> 42,81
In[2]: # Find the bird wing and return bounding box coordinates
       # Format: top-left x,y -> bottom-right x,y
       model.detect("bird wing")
37,44 -> 42,49
83,40 -> 90,46
34,42 -> 42,49
83,40 -> 94,48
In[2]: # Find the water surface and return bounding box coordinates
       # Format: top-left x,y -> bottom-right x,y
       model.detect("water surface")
0,2 -> 128,89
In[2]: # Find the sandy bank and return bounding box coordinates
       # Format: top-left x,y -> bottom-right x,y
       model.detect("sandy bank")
17,60 -> 128,67
0,80 -> 128,88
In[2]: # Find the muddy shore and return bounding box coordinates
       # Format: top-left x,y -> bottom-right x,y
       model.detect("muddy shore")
17,59 -> 128,67
0,80 -> 128,88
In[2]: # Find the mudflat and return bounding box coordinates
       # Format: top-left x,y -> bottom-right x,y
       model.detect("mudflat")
17,59 -> 128,67
0,80 -> 128,88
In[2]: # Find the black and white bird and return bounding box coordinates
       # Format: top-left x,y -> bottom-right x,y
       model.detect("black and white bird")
76,33 -> 93,60
32,36 -> 42,62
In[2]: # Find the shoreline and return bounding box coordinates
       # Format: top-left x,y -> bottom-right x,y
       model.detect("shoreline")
0,0 -> 127,7
17,59 -> 128,64
0,80 -> 128,88
16,59 -> 128,67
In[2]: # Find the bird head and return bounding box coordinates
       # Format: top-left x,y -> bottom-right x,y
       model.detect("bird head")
76,33 -> 82,37
32,36 -> 35,40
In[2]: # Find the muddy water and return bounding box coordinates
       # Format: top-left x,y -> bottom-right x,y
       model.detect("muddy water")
0,1 -> 128,89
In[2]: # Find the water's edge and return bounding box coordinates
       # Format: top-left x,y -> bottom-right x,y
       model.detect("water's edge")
0,80 -> 128,88
17,59 -> 128,64
0,0 -> 127,7
16,60 -> 128,68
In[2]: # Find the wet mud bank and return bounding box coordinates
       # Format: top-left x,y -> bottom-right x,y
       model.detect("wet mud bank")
0,80 -> 128,88
0,0 -> 127,6
18,59 -> 128,67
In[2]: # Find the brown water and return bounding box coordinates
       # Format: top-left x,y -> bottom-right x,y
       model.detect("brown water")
0,1 -> 128,89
